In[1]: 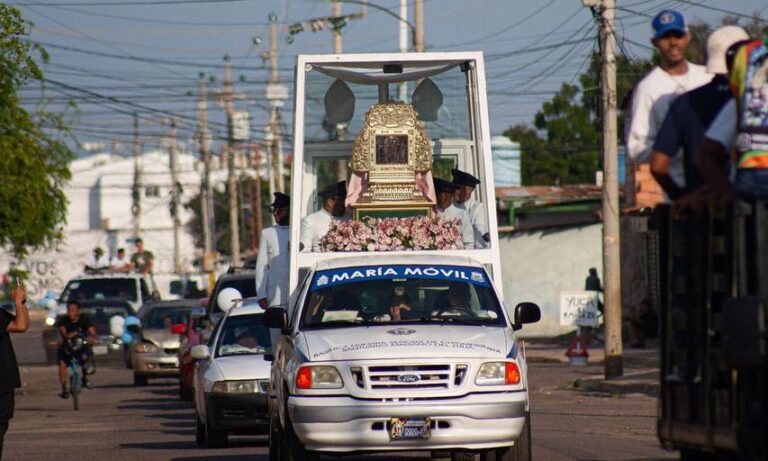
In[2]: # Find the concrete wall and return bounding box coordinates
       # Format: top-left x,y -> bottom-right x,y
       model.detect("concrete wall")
498,223 -> 603,338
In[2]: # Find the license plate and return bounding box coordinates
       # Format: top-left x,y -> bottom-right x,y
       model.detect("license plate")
389,417 -> 431,440
93,345 -> 109,356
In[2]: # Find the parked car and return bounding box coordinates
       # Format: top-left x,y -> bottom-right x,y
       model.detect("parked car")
131,300 -> 195,386
42,299 -> 132,365
176,306 -> 209,401
192,296 -> 271,447
205,268 -> 257,321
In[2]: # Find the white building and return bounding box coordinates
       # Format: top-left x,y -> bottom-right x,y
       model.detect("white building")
1,149 -> 229,300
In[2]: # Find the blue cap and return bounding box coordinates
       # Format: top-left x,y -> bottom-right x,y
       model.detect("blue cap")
652,10 -> 687,39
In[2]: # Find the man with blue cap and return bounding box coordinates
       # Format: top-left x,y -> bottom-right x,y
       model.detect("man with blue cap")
255,192 -> 290,311
434,177 -> 474,249
627,9 -> 711,192
451,169 -> 489,248
300,181 -> 346,252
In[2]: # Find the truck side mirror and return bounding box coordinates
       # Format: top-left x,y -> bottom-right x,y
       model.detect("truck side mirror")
263,307 -> 288,333
513,302 -> 541,330
190,344 -> 210,360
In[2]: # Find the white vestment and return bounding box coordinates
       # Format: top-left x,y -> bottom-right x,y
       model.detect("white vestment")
454,198 -> 489,248
255,225 -> 290,308
438,204 -> 474,249
300,209 -> 335,253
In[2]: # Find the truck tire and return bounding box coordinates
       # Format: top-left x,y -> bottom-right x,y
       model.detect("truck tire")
284,409 -> 318,461
495,414 -> 532,461
195,414 -> 206,446
204,417 -> 228,448
133,373 -> 148,387
269,415 -> 283,461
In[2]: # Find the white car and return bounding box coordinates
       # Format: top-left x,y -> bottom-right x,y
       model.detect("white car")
265,255 -> 540,461
191,296 -> 272,448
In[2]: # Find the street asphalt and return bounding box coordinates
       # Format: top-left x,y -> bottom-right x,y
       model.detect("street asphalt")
4,317 -> 677,461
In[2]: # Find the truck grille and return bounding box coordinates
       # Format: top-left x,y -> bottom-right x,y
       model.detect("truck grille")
353,364 -> 468,390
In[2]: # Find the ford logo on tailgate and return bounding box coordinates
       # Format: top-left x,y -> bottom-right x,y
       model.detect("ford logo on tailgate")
397,374 -> 420,384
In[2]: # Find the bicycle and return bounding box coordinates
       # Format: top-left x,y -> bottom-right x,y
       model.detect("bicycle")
64,335 -> 91,411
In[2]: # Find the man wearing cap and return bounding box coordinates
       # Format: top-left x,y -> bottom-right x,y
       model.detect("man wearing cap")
434,177 -> 474,249
300,181 -> 346,252
650,26 -> 750,203
85,247 -> 110,272
451,169 -> 489,248
627,9 -> 711,191
255,192 -> 290,311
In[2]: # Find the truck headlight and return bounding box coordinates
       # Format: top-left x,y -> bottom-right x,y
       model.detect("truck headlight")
134,343 -> 159,353
296,366 -> 343,389
475,362 -> 521,386
212,380 -> 264,393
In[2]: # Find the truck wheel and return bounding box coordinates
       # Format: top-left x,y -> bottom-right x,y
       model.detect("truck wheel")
269,415 -> 283,461
195,414 -> 206,446
495,414 -> 531,461
204,418 -> 228,448
285,414 -> 318,461
133,373 -> 148,387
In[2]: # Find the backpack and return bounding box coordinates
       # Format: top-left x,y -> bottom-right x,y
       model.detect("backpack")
730,39 -> 768,169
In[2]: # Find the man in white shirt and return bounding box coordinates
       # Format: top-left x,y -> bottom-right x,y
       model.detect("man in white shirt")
451,169 -> 489,249
434,177 -> 474,249
300,181 -> 346,252
85,247 -> 109,272
627,9 -> 712,188
110,248 -> 130,272
255,193 -> 290,311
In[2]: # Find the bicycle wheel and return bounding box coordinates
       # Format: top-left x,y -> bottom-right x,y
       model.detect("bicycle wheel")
70,367 -> 80,411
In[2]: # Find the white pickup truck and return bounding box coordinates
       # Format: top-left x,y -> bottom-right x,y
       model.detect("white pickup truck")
264,255 -> 540,460
268,51 -> 540,460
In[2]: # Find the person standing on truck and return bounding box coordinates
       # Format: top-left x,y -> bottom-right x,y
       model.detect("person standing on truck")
626,9 -> 711,192
451,169 -> 489,248
434,177 -> 474,249
84,247 -> 110,272
300,181 -> 346,252
0,284 -> 29,461
130,238 -> 154,275
110,248 -> 131,272
698,37 -> 768,200
255,193 -> 290,311
651,26 -> 750,206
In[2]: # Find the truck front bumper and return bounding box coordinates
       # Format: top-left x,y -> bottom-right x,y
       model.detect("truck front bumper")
287,391 -> 528,452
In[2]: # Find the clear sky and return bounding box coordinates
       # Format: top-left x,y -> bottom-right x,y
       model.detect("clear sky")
11,0 -> 768,155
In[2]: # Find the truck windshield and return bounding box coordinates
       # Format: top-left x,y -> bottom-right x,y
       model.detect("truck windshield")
59,278 -> 137,303
301,265 -> 505,329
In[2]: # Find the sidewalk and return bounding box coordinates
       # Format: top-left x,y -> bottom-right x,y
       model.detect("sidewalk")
522,337 -> 660,397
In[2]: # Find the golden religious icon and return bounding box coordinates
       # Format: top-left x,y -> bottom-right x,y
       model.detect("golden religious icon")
346,102 -> 435,219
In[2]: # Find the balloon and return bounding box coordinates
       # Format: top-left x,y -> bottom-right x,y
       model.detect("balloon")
121,331 -> 135,346
217,287 -> 242,312
124,315 -> 141,328
110,315 -> 126,337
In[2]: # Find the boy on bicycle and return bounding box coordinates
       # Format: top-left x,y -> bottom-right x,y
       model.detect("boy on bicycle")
56,300 -> 97,399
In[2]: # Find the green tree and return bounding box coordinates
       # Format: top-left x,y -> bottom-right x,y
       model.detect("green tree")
0,5 -> 74,258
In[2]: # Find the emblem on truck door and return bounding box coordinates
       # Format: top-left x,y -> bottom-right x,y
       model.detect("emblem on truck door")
386,327 -> 416,336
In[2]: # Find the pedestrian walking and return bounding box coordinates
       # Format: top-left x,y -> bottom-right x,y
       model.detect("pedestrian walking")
627,9 -> 711,192
0,284 -> 29,460
651,26 -> 749,204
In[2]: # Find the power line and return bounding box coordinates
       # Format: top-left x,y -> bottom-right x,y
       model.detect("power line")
674,0 -> 766,22
42,4 -> 273,27
10,0 -> 250,6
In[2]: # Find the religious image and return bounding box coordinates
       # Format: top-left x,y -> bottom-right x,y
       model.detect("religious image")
375,134 -> 409,165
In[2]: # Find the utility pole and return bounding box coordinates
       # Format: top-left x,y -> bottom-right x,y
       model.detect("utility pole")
332,1 -> 343,54
168,118 -> 182,274
599,0 -> 623,379
197,73 -> 214,260
131,113 -> 142,239
331,1 -> 349,181
413,0 -> 424,52
223,61 -> 241,266
265,15 -> 288,204
398,0 -> 409,100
